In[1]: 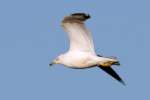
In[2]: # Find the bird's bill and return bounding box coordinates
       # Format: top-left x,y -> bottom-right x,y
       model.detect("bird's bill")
49,62 -> 54,66
49,60 -> 59,66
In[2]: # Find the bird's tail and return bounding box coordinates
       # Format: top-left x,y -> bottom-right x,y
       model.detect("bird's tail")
112,61 -> 120,66
97,55 -> 120,66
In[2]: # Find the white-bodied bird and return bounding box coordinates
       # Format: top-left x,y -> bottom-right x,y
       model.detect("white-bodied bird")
50,13 -> 125,85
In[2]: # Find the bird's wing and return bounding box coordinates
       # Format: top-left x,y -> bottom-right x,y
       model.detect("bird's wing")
61,13 -> 95,54
98,66 -> 125,85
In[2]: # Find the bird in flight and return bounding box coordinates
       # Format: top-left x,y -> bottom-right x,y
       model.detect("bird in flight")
50,13 -> 125,85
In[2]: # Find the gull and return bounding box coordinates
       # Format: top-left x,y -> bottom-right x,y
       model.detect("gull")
50,13 -> 125,85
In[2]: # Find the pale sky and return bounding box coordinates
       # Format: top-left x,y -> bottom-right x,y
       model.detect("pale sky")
0,0 -> 150,100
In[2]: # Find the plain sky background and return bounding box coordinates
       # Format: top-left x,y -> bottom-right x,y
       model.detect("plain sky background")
0,0 -> 150,100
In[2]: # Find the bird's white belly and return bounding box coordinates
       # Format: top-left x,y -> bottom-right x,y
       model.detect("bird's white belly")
70,59 -> 90,67
63,55 -> 96,68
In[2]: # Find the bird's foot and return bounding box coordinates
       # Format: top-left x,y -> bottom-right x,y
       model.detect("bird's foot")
100,61 -> 120,67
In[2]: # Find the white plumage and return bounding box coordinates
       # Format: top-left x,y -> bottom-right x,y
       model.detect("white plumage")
62,22 -> 95,54
50,13 -> 125,85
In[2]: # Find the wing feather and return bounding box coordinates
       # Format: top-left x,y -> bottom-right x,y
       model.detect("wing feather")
98,66 -> 125,85
61,13 -> 95,54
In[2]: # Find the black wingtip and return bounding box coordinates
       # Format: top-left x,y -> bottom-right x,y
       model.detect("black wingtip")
120,80 -> 126,86
71,13 -> 91,20
98,66 -> 125,86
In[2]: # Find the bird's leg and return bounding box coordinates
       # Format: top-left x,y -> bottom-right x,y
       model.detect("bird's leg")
99,62 -> 112,67
99,60 -> 120,67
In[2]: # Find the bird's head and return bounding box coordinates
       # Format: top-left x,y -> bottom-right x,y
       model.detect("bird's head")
49,55 -> 64,66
